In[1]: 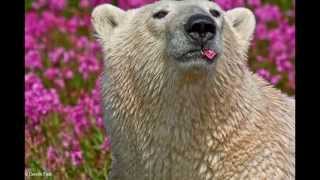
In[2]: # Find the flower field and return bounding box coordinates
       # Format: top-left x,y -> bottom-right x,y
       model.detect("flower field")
25,0 -> 295,179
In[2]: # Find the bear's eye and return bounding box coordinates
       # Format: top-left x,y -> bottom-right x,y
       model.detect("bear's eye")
210,9 -> 221,17
153,10 -> 169,19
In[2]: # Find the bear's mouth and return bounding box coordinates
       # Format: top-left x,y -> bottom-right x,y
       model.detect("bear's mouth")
180,48 -> 217,64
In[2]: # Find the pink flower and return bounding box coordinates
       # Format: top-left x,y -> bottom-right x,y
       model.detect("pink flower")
25,35 -> 36,50
31,0 -> 47,10
48,0 -> 66,11
90,0 -> 112,6
47,146 -> 58,160
25,50 -> 42,70
62,51 -> 71,63
79,16 -> 91,27
275,53 -> 292,72
118,0 -> 156,10
256,56 -> 265,62
63,69 -> 74,79
80,0 -> 90,8
25,73 -> 61,125
44,68 -> 60,80
71,150 -> 83,166
61,133 -> 72,148
215,0 -> 232,10
270,75 -> 281,85
49,48 -> 65,64
90,42 -> 102,54
76,36 -> 89,49
65,104 -> 90,136
25,73 -> 42,90
54,79 -> 65,89
67,17 -> 80,33
42,12 -> 59,29
26,12 -> 45,37
78,56 -> 100,79
215,0 -> 245,10
271,41 -> 286,53
255,4 -> 281,23
247,0 -> 261,7
101,137 -> 111,151
255,23 -> 268,40
257,69 -> 270,80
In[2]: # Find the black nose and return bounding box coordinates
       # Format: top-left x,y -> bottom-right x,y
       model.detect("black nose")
184,14 -> 216,44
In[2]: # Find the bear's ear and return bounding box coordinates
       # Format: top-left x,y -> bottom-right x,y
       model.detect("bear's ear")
91,4 -> 126,40
225,7 -> 256,41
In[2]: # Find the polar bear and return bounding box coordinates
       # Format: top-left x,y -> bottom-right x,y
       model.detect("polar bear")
92,0 -> 295,179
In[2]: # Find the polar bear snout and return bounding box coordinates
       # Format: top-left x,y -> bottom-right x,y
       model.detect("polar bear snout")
184,14 -> 216,46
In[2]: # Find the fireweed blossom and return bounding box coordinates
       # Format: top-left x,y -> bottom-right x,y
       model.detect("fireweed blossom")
46,146 -> 64,170
118,0 -> 156,10
25,0 -> 294,178
25,50 -> 43,70
71,150 -> 83,166
101,137 -> 111,152
25,73 -> 61,126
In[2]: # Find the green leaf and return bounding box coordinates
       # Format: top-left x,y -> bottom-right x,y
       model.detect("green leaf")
51,113 -> 60,127
71,73 -> 84,89
69,0 -> 80,8
29,160 -> 43,172
25,0 -> 34,11
95,131 -> 104,144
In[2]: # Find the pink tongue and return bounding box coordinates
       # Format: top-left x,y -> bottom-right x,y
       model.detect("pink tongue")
201,48 -> 216,61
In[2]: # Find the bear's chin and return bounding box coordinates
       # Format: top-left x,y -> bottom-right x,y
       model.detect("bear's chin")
175,56 -> 216,72
174,59 -> 215,83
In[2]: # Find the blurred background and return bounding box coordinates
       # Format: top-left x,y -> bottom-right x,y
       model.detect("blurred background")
25,0 -> 295,179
